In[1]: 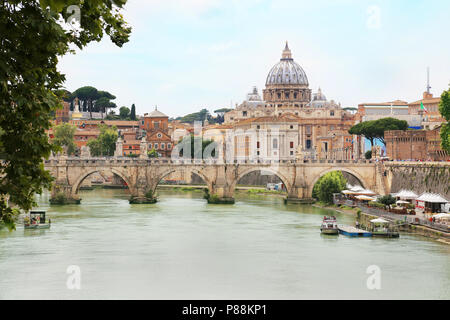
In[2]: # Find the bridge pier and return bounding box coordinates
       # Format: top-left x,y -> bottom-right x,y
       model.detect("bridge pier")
50,183 -> 81,205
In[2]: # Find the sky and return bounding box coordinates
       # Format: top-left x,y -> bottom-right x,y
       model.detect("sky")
58,0 -> 450,118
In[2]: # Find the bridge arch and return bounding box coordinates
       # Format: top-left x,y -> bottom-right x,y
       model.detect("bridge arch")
151,167 -> 214,194
308,167 -> 369,198
231,167 -> 293,195
71,168 -> 134,196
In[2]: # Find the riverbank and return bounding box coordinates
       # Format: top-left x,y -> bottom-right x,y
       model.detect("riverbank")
313,202 -> 450,245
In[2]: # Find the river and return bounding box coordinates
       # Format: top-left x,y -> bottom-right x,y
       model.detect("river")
0,188 -> 449,299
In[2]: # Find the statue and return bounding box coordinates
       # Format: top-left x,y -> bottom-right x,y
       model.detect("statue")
80,145 -> 91,158
139,137 -> 148,159
114,137 -> 123,157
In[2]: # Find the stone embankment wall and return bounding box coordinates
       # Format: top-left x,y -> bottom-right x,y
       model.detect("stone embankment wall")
387,163 -> 450,198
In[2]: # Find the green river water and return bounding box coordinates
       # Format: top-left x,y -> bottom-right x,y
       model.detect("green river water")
0,188 -> 449,299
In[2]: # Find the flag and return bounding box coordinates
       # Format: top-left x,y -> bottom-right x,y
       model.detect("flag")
420,102 -> 428,113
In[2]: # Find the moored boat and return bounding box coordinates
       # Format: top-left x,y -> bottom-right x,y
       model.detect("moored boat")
320,216 -> 339,235
368,218 -> 400,238
24,211 -> 51,230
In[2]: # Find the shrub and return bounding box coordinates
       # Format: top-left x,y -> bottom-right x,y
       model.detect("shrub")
365,150 -> 372,159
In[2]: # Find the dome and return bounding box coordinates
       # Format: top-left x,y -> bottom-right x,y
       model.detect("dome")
265,42 -> 309,86
147,107 -> 168,118
312,88 -> 326,101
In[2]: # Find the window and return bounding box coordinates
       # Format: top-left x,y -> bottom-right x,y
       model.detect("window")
161,143 -> 165,149
243,111 -> 247,117
294,92 -> 298,99
290,151 -> 294,156
306,139 -> 312,149
154,143 -> 158,149
256,125 -> 260,129
273,138 -> 278,149
290,141 -> 294,148
157,133 -> 162,138
290,125 -> 294,129
167,143 -> 172,149
330,111 -> 335,116
148,143 -> 152,149
257,141 -> 260,148
154,121 -> 159,129
257,151 -> 260,156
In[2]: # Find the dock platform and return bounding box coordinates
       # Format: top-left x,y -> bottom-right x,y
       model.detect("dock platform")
338,225 -> 372,237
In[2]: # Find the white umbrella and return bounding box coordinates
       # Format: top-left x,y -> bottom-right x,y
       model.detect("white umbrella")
370,218 -> 389,224
356,195 -> 377,201
396,200 -> 409,204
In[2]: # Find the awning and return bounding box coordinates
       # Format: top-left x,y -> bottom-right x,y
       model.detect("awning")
432,213 -> 450,220
356,195 -> 377,201
370,218 -> 389,224
392,190 -> 418,200
396,200 -> 410,204
416,193 -> 449,204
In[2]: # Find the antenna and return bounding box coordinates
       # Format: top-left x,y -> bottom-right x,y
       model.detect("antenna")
426,67 -> 431,94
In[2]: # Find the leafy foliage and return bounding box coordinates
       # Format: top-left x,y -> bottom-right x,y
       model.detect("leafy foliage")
87,125 -> 118,156
365,150 -> 372,160
312,171 -> 347,204
176,135 -> 217,159
349,118 -> 408,146
119,106 -> 130,119
439,88 -> 450,152
378,194 -> 396,207
147,148 -> 159,158
0,0 -> 130,229
52,123 -> 77,155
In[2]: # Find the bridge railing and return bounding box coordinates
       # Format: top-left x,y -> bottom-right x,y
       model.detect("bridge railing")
44,157 -> 375,166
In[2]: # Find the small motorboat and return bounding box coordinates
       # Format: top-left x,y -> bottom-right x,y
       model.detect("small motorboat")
320,216 -> 339,235
24,211 -> 51,230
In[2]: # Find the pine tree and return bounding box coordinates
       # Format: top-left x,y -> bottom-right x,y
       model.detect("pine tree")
131,104 -> 136,120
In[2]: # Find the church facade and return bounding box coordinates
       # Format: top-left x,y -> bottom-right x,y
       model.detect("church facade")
223,42 -> 359,160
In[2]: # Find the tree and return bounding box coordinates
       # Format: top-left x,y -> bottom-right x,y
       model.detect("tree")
119,106 -> 130,120
365,150 -> 372,160
130,104 -> 136,120
312,171 -> 347,204
87,125 -> 118,157
439,88 -> 450,152
176,134 -> 217,159
177,108 -> 210,123
378,194 -> 396,208
52,123 -> 77,155
147,148 -> 159,158
0,1 -> 131,230
349,117 -> 408,147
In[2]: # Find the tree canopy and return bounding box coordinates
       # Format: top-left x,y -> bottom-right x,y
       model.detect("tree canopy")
439,87 -> 450,152
87,125 -> 118,157
349,117 -> 408,146
0,0 -> 131,230
312,171 -> 347,204
52,123 -> 77,155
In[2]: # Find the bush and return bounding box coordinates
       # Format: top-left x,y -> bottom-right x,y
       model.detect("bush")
312,171 -> 347,204
369,201 -> 385,209
365,150 -> 372,159
378,194 -> 396,207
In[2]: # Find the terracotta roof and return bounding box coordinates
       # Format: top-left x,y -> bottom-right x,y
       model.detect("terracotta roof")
409,97 -> 441,105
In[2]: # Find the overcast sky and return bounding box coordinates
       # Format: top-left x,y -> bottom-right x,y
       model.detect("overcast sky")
59,0 -> 450,118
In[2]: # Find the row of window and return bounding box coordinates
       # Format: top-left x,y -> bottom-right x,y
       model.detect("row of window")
149,142 -> 172,150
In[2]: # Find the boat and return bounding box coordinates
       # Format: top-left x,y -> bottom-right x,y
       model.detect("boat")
320,216 -> 339,235
368,218 -> 400,238
24,211 -> 51,230
338,225 -> 372,237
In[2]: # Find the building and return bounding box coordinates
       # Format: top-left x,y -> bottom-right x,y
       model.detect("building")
222,42 -> 358,160
224,42 -> 345,124
408,91 -> 445,130
55,101 -> 70,124
385,126 -> 449,161
142,108 -> 173,157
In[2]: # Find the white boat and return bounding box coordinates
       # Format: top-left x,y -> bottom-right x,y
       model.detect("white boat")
24,211 -> 51,230
320,216 -> 338,235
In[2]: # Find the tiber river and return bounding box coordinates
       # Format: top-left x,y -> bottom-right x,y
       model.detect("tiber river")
0,188 -> 449,300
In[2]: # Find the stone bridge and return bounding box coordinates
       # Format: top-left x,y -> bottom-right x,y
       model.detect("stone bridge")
44,156 -> 389,204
